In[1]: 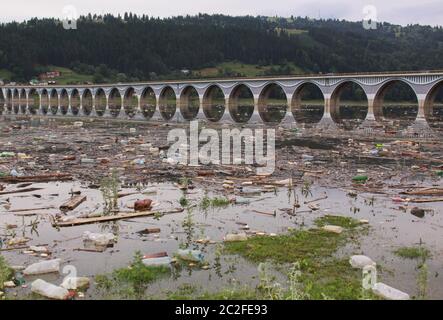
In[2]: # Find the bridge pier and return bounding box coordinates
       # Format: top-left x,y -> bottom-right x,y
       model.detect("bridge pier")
410,98 -> 430,132
319,97 -> 337,129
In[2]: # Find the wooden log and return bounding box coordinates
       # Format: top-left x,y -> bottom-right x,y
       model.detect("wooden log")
409,197 -> 443,203
401,188 -> 443,196
52,208 -> 184,227
10,206 -> 54,213
0,173 -> 73,184
60,195 -> 87,211
0,187 -> 44,195
137,228 -> 161,235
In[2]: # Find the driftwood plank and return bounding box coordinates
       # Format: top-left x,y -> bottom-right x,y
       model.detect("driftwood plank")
0,173 -> 73,184
60,195 -> 87,211
0,187 -> 44,195
53,208 -> 184,227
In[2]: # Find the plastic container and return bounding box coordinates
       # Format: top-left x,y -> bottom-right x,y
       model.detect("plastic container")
349,255 -> 376,269
372,282 -> 410,300
83,231 -> 115,247
61,277 -> 90,290
176,249 -> 204,263
31,279 -> 69,300
224,233 -> 248,242
23,259 -> 61,275
142,257 -> 172,267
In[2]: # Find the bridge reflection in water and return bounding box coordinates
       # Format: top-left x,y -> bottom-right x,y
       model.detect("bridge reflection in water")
2,70 -> 443,131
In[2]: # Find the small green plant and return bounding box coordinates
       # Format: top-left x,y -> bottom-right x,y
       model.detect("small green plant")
199,196 -> 230,210
257,262 -> 283,300
394,246 -> 431,260
0,256 -> 13,290
179,196 -> 189,207
100,169 -> 121,215
314,215 -> 361,229
95,251 -> 170,299
301,180 -> 312,198
393,245 -> 430,299
287,262 -> 309,300
182,207 -> 196,248
417,261 -> 428,300
178,177 -> 192,189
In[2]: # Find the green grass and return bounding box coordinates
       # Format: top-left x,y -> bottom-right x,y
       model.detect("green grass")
0,69 -> 13,81
0,256 -> 14,290
314,215 -> 362,229
95,251 -> 171,299
394,246 -> 431,260
199,196 -> 231,210
224,215 -> 374,299
45,66 -> 94,85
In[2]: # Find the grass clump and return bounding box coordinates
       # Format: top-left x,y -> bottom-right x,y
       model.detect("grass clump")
393,245 -> 431,299
0,256 -> 14,290
224,218 -> 373,299
100,169 -> 121,215
95,251 -> 170,299
314,215 -> 361,229
199,196 -> 230,210
394,246 -> 431,260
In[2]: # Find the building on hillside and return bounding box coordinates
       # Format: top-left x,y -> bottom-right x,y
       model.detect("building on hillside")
39,71 -> 61,80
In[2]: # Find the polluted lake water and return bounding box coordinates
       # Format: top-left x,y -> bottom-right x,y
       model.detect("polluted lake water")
1,117 -> 443,300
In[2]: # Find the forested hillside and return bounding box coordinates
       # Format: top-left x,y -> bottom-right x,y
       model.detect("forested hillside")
0,14 -> 442,83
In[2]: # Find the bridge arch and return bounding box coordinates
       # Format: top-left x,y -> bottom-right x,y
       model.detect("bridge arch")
60,89 -> 69,115
70,89 -> 80,115
6,89 -> 12,112
179,86 -> 200,121
140,87 -> 156,119
424,80 -> 443,130
291,82 -> 325,125
28,89 -> 39,114
82,89 -> 93,115
19,89 -> 26,114
258,83 -> 288,124
123,87 -> 137,118
202,85 -> 225,122
330,80 -> 368,130
228,84 -> 254,123
95,88 -> 107,116
373,79 -> 418,126
109,88 -> 122,117
13,89 -> 19,114
159,86 -> 177,121
41,89 -> 49,114
49,89 -> 59,115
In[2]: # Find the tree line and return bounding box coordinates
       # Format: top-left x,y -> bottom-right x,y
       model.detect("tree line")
0,14 -> 442,83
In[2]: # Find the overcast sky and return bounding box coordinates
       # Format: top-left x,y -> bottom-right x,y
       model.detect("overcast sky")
1,0 -> 441,26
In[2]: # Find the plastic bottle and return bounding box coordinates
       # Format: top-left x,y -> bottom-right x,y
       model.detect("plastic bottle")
23,259 -> 61,275
31,279 -> 69,300
224,233 -> 248,242
176,249 -> 204,263
142,256 -> 172,267
83,231 -> 115,247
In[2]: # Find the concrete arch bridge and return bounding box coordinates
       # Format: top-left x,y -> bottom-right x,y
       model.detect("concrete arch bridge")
2,70 -> 443,130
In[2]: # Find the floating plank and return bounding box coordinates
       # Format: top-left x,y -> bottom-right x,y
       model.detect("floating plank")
10,206 -> 55,213
137,228 -> 161,235
409,197 -> 443,203
52,208 -> 184,227
0,187 -> 44,195
402,187 -> 443,196
0,173 -> 73,184
60,195 -> 87,211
